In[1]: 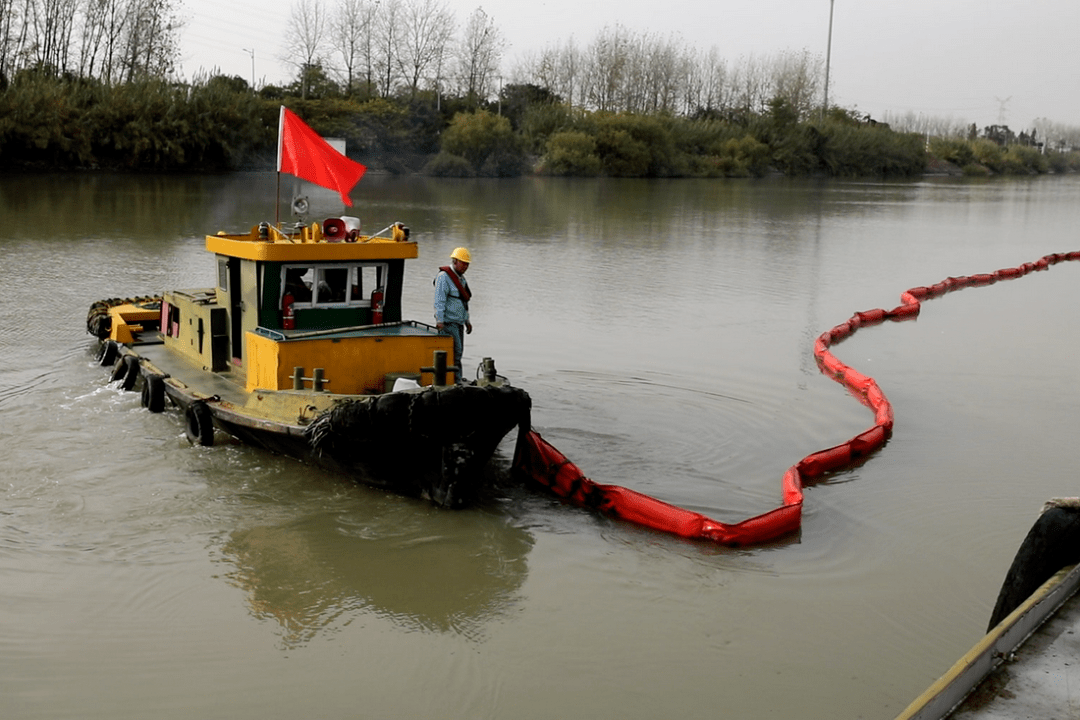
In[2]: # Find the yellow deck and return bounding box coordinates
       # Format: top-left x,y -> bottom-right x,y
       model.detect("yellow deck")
108,302 -> 161,343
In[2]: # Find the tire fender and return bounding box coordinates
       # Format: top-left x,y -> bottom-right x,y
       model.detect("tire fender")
185,401 -> 215,446
112,355 -> 140,391
141,374 -> 166,413
97,340 -> 119,366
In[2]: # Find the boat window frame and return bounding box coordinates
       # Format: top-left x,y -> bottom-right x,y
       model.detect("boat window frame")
280,263 -> 388,309
217,258 -> 229,291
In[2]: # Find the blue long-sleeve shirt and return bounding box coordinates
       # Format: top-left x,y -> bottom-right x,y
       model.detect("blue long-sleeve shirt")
433,269 -> 470,325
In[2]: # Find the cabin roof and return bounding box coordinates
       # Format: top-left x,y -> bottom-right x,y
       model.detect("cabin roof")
205,222 -> 418,262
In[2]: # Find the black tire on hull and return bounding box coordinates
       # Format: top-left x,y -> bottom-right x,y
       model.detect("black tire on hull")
119,355 -> 140,391
987,503 -> 1080,630
110,359 -> 127,383
141,374 -> 166,413
97,339 -> 119,366
110,354 -> 139,390
185,401 -> 215,446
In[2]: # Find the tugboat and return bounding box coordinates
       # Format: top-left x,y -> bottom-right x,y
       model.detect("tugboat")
86,108 -> 530,507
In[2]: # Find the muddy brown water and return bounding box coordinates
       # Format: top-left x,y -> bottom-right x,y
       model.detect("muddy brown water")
2,173 -> 1078,719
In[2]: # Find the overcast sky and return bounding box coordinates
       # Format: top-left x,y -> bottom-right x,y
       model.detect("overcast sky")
179,0 -> 1078,130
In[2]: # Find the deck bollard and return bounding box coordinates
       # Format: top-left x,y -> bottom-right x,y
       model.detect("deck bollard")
481,357 -> 497,383
291,366 -> 330,391
421,350 -> 460,386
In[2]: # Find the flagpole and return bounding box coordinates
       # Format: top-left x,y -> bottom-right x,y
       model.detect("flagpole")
275,105 -> 285,227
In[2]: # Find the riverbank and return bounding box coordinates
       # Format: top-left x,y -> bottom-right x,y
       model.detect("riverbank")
2,75 -> 1075,179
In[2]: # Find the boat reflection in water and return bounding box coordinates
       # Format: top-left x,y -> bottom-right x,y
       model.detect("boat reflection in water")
218,506 -> 534,645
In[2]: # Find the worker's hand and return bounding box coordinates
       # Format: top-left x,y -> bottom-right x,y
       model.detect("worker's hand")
466,322 -> 473,334
436,322 -> 444,330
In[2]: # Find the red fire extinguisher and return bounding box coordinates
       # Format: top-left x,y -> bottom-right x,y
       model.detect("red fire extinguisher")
282,291 -> 296,330
370,287 -> 384,324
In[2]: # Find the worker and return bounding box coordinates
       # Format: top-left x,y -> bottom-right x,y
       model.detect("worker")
433,247 -> 472,383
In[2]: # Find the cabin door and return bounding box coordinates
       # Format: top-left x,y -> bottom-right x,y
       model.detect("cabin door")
229,259 -> 243,365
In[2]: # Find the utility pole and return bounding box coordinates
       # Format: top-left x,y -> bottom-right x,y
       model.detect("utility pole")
823,0 -> 835,119
243,48 -> 256,89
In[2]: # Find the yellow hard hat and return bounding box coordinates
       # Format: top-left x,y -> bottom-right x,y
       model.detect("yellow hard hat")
450,247 -> 472,264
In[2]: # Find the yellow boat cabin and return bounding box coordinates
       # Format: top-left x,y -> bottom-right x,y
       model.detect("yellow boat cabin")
159,219 -> 453,394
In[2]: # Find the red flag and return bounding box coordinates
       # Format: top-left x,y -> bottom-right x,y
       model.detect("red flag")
277,106 -> 366,206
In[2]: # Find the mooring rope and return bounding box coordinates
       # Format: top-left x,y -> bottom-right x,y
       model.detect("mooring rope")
513,251 -> 1080,546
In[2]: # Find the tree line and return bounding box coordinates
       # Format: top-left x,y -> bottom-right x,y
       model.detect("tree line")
5,68 -> 1077,179
278,5 -> 827,125
0,0 -> 179,84
277,0 -> 505,104
510,28 -> 824,122
2,0 -> 1078,177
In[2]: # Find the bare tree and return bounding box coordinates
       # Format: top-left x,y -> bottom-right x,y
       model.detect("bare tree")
638,33 -> 687,114
884,111 -> 992,140
372,0 -> 402,96
770,49 -> 823,120
511,37 -> 578,108
0,0 -> 25,79
454,7 -> 504,104
555,38 -> 580,109
580,24 -> 633,112
282,0 -> 327,97
0,0 -> 179,82
1031,118 -> 1080,151
119,0 -> 180,82
332,0 -> 376,95
514,28 -> 833,122
729,54 -> 768,117
28,0 -> 76,72
396,0 -> 453,97
87,0 -> 134,83
681,45 -> 728,116
77,0 -> 116,79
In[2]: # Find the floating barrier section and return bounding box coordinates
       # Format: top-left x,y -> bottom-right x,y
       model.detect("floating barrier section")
513,252 -> 1080,547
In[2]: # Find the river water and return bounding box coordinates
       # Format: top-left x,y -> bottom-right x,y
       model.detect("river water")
1,172 -> 1078,719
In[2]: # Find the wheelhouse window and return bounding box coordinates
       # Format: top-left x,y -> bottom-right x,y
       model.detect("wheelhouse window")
281,264 -> 387,308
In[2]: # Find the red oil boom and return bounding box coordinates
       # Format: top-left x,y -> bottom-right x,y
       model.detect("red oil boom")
512,252 -> 1080,546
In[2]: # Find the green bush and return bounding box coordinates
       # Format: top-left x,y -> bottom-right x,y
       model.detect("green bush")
1045,151 -> 1080,173
818,123 -> 926,177
594,127 -> 651,176
424,152 -> 475,177
348,98 -> 414,157
1002,145 -> 1048,174
702,134 -> 770,177
0,70 -> 100,166
517,103 -> 575,153
440,110 -> 527,176
767,125 -> 820,176
971,138 -> 1005,173
581,113 -> 687,177
669,117 -> 731,155
1047,152 -> 1070,173
929,137 -> 975,167
540,131 -> 602,176
0,74 -> 268,170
